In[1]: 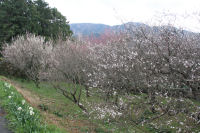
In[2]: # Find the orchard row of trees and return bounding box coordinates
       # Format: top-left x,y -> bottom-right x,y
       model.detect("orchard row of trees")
2,22 -> 200,131
0,0 -> 72,55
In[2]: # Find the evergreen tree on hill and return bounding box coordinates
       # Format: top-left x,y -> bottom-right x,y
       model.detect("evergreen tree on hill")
0,0 -> 72,54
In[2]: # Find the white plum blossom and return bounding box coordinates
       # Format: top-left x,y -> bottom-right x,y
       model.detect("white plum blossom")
178,128 -> 182,133
22,100 -> 25,105
179,122 -> 184,125
2,34 -> 53,88
8,96 -> 11,99
89,103 -> 123,119
17,107 -> 22,111
30,110 -> 34,115
4,82 -> 8,86
4,82 -> 11,88
28,106 -> 34,115
7,84 -> 11,88
29,107 -> 33,111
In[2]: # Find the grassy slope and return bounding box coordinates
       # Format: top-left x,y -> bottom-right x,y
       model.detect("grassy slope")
1,76 -> 200,133
0,77 -> 66,133
3,77 -> 145,133
1,77 -> 108,133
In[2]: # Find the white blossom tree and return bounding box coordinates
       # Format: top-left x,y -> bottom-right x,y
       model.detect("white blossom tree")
2,34 -> 53,87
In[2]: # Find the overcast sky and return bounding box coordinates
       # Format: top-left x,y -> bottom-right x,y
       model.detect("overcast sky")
45,0 -> 200,32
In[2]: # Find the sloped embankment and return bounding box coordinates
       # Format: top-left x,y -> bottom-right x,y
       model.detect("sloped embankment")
0,77 -> 65,133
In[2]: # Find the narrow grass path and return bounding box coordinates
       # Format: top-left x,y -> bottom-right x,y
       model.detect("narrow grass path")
0,77 -> 67,132
1,77 -> 40,106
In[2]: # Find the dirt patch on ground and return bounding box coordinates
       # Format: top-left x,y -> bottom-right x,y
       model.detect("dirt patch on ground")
0,77 -> 95,133
1,77 -> 40,107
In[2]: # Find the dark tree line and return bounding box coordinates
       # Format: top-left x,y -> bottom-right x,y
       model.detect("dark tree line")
0,0 -> 72,55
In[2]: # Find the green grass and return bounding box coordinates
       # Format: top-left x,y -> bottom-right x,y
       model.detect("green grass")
8,77 -> 144,132
14,78 -> 86,119
3,76 -> 200,133
0,79 -> 66,133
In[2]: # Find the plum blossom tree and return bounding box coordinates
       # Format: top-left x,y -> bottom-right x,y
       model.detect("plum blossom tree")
2,16 -> 200,132
49,40 -> 91,111
2,34 -> 53,87
81,23 -> 200,128
131,25 -> 200,100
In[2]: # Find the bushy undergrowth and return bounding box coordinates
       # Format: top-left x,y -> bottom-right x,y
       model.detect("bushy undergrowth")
0,80 -> 64,133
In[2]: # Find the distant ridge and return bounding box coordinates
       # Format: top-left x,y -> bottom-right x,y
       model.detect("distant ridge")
70,22 -> 193,37
70,23 -> 112,37
70,22 -> 147,37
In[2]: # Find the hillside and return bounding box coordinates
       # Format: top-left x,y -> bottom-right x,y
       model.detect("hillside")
70,22 -> 194,38
70,23 -> 111,37
1,20 -> 200,133
70,22 -> 147,37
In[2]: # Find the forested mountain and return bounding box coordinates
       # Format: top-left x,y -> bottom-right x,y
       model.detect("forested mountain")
70,23 -> 111,37
70,22 -> 193,37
